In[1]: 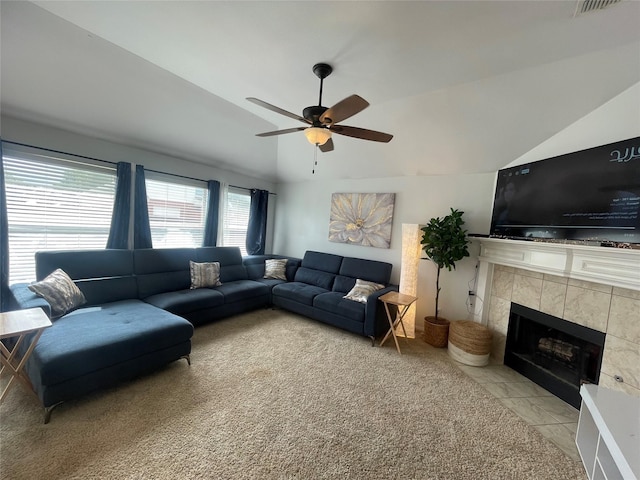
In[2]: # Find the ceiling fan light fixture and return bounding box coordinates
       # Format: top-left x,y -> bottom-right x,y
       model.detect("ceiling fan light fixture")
249,63 -> 392,152
304,126 -> 332,146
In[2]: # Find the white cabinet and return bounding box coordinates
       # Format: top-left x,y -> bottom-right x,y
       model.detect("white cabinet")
576,385 -> 640,480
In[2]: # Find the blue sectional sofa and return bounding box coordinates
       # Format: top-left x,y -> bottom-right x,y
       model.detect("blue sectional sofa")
272,251 -> 396,342
10,247 -> 394,422
131,247 -> 295,325
11,249 -> 194,423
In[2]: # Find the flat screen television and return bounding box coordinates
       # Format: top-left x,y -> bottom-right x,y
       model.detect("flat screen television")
490,137 -> 640,245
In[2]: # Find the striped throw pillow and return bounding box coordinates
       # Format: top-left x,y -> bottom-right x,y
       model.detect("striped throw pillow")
264,259 -> 288,280
28,268 -> 86,319
190,261 -> 222,289
343,279 -> 385,304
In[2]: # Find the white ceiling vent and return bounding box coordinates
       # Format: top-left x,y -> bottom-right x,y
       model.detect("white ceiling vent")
574,0 -> 624,16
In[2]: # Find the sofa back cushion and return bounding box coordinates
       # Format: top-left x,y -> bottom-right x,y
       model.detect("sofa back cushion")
196,247 -> 248,283
340,257 -> 392,284
76,277 -> 139,306
332,275 -> 357,294
332,257 -> 393,293
243,255 -> 269,279
294,267 -> 336,290
36,249 -> 134,281
134,248 -> 195,298
35,250 -> 137,306
293,251 -> 344,290
301,251 -> 343,273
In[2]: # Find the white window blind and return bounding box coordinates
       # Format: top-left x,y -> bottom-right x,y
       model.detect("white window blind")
222,188 -> 250,256
145,171 -> 208,249
3,149 -> 116,284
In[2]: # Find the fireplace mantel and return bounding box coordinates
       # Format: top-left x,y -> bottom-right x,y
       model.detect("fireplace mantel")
472,237 -> 640,291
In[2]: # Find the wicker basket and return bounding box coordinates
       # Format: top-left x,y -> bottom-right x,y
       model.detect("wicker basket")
423,316 -> 450,348
448,320 -> 492,366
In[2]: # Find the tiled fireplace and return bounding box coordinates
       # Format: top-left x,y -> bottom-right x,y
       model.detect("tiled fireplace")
504,302 -> 605,408
472,238 -> 640,399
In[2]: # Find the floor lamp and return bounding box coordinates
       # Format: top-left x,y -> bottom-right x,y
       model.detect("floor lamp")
399,223 -> 422,338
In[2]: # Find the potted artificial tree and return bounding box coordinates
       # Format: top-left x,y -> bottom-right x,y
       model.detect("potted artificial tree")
421,208 -> 470,347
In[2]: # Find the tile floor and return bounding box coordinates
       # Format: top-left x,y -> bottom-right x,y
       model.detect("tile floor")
412,326 -> 583,465
454,362 -> 583,463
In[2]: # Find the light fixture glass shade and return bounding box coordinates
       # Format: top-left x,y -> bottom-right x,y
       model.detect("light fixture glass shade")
304,127 -> 332,146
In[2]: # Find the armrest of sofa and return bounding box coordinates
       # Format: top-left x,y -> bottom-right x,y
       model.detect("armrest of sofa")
363,284 -> 399,338
9,283 -> 52,317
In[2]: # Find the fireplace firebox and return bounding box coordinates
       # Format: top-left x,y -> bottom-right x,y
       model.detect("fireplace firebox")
504,303 -> 606,409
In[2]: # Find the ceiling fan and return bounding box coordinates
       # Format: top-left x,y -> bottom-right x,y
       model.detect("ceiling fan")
247,63 -> 393,153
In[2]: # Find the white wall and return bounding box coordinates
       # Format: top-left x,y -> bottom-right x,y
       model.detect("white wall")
505,82 -> 640,168
1,115 -> 278,251
273,173 -> 495,324
272,82 -> 640,327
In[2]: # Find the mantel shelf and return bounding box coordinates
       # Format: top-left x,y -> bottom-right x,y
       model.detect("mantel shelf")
471,237 -> 640,291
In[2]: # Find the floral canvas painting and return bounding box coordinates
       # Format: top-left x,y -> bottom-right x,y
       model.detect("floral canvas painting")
329,193 -> 395,248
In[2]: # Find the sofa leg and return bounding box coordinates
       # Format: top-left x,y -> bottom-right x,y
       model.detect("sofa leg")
43,402 -> 63,424
181,354 -> 191,366
369,336 -> 376,347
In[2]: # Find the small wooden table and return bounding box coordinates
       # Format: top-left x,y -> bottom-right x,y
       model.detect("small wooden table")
1,308 -> 52,403
379,291 -> 417,354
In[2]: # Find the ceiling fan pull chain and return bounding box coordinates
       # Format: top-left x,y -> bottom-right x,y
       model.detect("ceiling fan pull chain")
312,144 -> 318,174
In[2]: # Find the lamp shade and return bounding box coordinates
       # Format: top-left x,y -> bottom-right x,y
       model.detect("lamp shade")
399,223 -> 423,338
304,127 -> 331,146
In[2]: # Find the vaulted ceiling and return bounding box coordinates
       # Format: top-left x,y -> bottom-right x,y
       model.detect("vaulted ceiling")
2,1 -> 639,183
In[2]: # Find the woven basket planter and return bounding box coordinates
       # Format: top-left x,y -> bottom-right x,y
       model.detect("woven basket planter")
448,320 -> 492,366
423,316 -> 450,348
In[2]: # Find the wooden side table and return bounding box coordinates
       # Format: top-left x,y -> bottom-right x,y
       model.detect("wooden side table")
379,291 -> 417,355
1,308 -> 52,403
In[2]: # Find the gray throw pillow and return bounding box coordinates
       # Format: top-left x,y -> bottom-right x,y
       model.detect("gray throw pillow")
190,261 -> 222,289
343,279 -> 385,304
264,259 -> 288,280
28,268 -> 86,319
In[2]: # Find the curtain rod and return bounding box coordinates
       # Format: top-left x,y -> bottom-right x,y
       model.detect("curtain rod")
144,168 -> 209,184
2,140 -> 276,195
1,140 -> 118,167
229,184 -> 276,196
145,173 -> 276,195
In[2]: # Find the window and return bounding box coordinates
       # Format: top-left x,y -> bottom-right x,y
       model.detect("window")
222,188 -> 250,256
3,147 -> 116,283
145,171 -> 208,248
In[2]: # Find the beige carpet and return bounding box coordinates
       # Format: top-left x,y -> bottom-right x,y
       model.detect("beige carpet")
0,308 -> 585,479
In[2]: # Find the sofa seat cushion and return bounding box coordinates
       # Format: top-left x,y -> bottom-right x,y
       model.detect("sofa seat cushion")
313,292 -> 365,321
29,299 -> 193,386
252,278 -> 287,289
144,288 -> 224,315
215,280 -> 269,303
272,282 -> 329,306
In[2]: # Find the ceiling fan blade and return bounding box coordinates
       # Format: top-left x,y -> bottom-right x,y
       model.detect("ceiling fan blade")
320,95 -> 369,125
256,127 -> 306,137
247,97 -> 309,123
330,125 -> 393,143
319,138 -> 334,153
